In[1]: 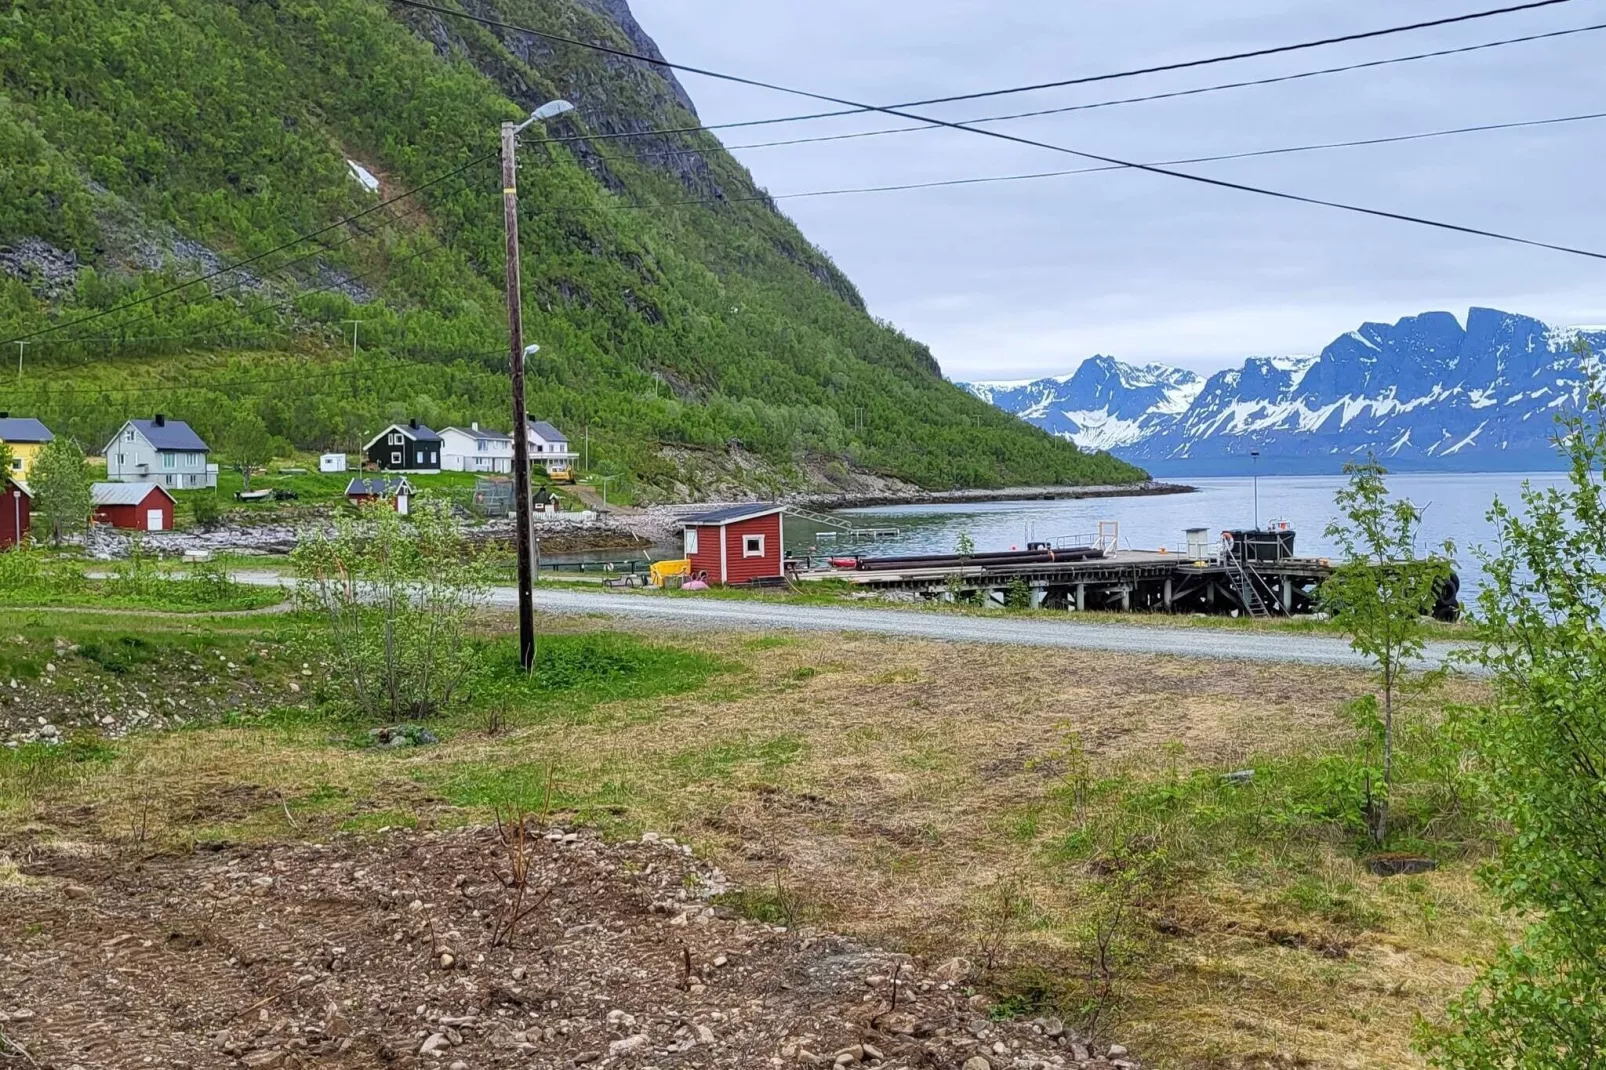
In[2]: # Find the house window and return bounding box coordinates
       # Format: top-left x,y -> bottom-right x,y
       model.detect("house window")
165,475 -> 176,487
124,429 -> 135,442
186,453 -> 199,467
743,534 -> 765,558
390,451 -> 402,465
116,453 -> 125,468
684,528 -> 699,555
389,432 -> 403,446
7,458 -> 18,471
163,453 -> 176,469
477,440 -> 487,452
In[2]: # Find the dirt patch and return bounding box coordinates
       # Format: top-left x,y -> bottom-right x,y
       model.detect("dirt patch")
0,827 -> 1137,1069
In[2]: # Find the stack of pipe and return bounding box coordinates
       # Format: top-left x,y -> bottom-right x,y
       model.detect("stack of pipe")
846,546 -> 1103,572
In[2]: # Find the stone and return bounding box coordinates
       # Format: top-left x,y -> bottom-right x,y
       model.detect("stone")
961,1058 -> 992,1070
696,1025 -> 716,1045
240,1052 -> 285,1068
1367,855 -> 1439,877
1041,1017 -> 1065,1038
439,952 -> 455,969
609,1034 -> 648,1056
419,1034 -> 450,1055
450,1063 -> 469,1070
862,1042 -> 884,1061
932,957 -> 973,984
1107,1045 -> 1129,1058
511,965 -> 527,981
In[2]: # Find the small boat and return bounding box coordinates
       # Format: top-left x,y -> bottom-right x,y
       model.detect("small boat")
235,489 -> 273,502
828,557 -> 861,569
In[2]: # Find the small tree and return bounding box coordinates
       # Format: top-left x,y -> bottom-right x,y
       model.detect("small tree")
29,436 -> 93,546
294,494 -> 492,721
1321,458 -> 1452,843
0,439 -> 14,479
1428,361 -> 1606,1068
224,410 -> 275,491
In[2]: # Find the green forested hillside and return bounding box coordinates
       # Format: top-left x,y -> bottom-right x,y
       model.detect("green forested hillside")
0,0 -> 1146,497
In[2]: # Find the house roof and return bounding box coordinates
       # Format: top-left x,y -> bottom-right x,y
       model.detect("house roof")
128,418 -> 209,451
346,477 -> 413,497
363,422 -> 443,450
682,503 -> 785,527
0,417 -> 53,444
527,420 -> 568,443
3,477 -> 30,498
444,425 -> 511,442
92,482 -> 174,506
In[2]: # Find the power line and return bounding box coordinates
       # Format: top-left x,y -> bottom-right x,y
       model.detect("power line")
620,20 -> 1606,160
398,0 -> 1606,262
0,152 -> 497,348
391,0 -> 1587,127
29,106 -> 1606,365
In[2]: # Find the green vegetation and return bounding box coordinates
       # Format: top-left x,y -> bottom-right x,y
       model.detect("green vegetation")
27,435 -> 91,545
0,0 -> 1144,498
1427,365 -> 1606,1068
0,545 -> 282,611
1322,459 -> 1454,843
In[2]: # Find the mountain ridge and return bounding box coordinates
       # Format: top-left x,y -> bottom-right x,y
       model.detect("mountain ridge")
962,307 -> 1606,475
0,0 -> 1144,500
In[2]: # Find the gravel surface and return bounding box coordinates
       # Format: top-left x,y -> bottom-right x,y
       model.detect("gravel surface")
514,591 -> 1472,672
1,826 -> 1137,1069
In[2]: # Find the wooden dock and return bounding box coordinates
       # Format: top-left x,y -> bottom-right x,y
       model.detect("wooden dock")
798,549 -> 1335,617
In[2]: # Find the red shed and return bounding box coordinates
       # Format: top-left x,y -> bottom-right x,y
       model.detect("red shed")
1,477 -> 29,549
92,482 -> 176,531
682,504 -> 786,585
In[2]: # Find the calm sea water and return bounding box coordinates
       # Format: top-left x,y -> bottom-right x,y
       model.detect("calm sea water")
786,472 -> 1572,590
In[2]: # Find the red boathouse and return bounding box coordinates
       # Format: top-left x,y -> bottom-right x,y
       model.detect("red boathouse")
92,482 -> 176,531
681,504 -> 786,586
1,477 -> 29,549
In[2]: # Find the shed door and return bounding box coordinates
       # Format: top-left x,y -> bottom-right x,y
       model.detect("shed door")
146,508 -> 165,531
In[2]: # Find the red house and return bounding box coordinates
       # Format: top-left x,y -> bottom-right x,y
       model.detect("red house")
1,477 -> 29,549
92,482 -> 176,531
682,504 -> 786,585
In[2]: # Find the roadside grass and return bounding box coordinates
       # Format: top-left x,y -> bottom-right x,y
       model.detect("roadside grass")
0,549 -> 283,613
0,618 -> 1504,1069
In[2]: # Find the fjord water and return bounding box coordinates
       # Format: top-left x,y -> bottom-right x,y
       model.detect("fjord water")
796,472 -> 1570,591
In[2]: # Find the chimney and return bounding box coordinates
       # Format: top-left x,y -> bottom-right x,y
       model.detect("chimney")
154,413 -> 166,427
471,421 -> 479,432
409,418 -> 419,430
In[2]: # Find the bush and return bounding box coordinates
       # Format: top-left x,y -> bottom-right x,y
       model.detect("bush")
190,494 -> 222,529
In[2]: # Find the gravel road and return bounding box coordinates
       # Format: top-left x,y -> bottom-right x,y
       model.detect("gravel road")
229,572 -> 1468,670
515,589 -> 1472,671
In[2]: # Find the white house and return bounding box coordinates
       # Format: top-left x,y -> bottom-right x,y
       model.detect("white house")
526,420 -> 578,478
441,423 -> 514,474
103,415 -> 218,489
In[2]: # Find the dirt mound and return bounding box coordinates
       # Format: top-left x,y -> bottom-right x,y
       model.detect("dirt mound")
0,827 -> 1137,1069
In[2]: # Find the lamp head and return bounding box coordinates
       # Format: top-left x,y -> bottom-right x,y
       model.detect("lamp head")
523,343 -> 540,357
530,99 -> 575,122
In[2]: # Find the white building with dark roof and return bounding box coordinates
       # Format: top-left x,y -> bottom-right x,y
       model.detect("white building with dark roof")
441,422 -> 514,474
103,415 -> 217,489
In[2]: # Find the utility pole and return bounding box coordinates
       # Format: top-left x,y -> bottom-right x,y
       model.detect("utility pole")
584,425 -> 590,473
598,474 -> 618,510
503,120 -> 538,672
15,341 -> 25,381
500,98 -> 575,673
343,320 -> 361,358
1250,449 -> 1261,530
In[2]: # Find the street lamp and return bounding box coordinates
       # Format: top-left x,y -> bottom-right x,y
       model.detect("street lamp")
1250,449 -> 1261,530
502,99 -> 575,672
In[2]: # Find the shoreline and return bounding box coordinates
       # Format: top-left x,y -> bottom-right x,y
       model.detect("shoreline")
794,480 -> 1197,510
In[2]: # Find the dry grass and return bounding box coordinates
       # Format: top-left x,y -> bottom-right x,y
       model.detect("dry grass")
0,618 -> 1505,1069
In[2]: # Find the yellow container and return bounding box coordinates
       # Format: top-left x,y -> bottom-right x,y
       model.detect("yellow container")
650,559 -> 691,588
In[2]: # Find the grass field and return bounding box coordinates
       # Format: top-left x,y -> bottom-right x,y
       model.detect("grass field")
0,605 -> 1505,1069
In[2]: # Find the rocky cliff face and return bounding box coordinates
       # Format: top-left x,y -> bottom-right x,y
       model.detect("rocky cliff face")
964,309 -> 1606,474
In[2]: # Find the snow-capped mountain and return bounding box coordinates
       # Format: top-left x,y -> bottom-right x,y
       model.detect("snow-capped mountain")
966,357 -> 1205,452
960,308 -> 1606,475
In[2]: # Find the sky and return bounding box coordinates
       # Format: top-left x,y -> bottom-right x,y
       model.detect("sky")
628,0 -> 1606,382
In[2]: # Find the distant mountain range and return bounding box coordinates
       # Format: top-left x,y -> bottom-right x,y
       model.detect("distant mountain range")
961,308 -> 1606,475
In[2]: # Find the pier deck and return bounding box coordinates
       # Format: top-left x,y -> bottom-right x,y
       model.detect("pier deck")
798,549 -> 1334,616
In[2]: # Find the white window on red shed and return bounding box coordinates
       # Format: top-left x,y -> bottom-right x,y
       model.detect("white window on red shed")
684,528 -> 699,555
743,533 -> 765,558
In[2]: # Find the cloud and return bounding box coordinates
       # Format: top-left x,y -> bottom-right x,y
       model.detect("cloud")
632,0 -> 1606,378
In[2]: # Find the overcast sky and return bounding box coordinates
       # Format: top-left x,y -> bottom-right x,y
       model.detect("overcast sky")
629,0 -> 1606,381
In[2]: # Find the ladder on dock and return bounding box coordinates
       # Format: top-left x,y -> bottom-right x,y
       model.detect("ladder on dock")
1226,554 -> 1272,618
789,506 -> 853,530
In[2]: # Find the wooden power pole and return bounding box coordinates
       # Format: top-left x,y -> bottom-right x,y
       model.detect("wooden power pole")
502,120 -> 537,672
